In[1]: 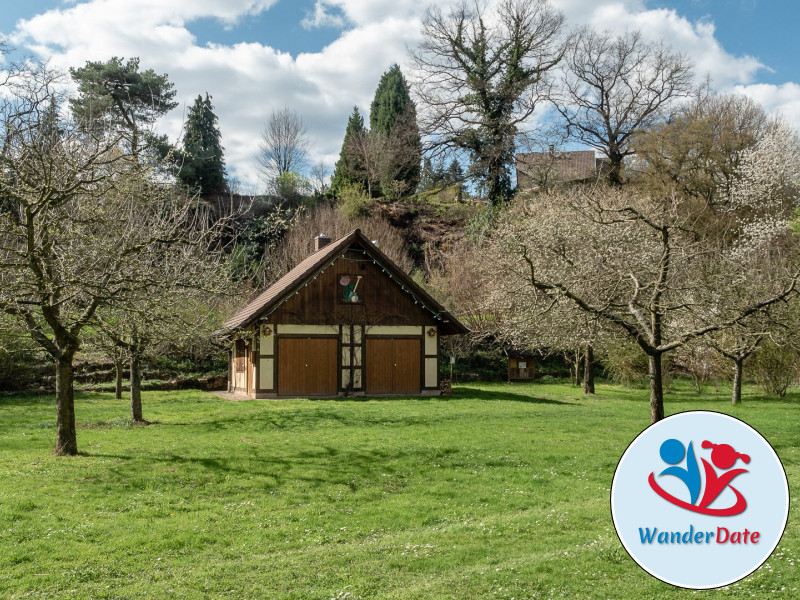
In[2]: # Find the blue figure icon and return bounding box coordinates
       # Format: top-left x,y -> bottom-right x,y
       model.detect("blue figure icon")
658,438 -> 701,505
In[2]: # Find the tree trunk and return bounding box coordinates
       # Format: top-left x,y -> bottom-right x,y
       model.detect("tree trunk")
54,353 -> 78,456
571,350 -> 581,386
114,358 -> 124,400
130,352 -> 143,423
583,343 -> 595,395
732,357 -> 744,405
607,153 -> 624,186
648,353 -> 665,424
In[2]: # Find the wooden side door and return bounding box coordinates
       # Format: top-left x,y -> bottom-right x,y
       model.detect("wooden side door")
365,338 -> 421,395
278,338 -> 338,396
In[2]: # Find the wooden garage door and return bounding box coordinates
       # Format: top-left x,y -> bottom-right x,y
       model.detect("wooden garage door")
365,338 -> 420,395
278,338 -> 338,396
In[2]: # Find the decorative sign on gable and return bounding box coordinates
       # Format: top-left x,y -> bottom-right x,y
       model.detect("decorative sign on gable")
338,274 -> 364,304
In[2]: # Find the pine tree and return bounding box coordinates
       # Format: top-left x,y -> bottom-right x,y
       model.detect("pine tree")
369,64 -> 421,195
330,106 -> 367,196
179,94 -> 227,195
419,156 -> 435,191
446,159 -> 463,186
69,57 -> 177,158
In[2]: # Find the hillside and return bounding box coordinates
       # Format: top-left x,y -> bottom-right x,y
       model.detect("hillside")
375,195 -> 481,271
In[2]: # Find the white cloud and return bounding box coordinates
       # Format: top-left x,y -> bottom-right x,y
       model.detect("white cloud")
4,0 -> 798,190
560,1 -> 765,88
305,0 -> 428,27
301,1 -> 346,30
733,82 -> 800,129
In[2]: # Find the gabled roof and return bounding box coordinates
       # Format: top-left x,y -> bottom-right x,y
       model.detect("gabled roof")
516,150 -> 603,186
221,229 -> 468,336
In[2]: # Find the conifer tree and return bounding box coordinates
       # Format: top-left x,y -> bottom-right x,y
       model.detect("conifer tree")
330,106 -> 367,196
69,57 -> 177,158
369,64 -> 421,195
179,93 -> 227,195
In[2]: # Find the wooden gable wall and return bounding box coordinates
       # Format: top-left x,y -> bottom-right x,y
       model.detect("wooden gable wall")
271,246 -> 439,327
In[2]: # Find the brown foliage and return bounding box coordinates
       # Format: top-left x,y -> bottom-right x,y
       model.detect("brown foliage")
264,205 -> 415,283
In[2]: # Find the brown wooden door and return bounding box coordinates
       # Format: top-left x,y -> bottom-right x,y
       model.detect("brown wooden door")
278,338 -> 338,396
365,338 -> 420,395
366,339 -> 394,394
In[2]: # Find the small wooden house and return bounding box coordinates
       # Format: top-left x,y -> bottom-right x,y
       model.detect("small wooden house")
507,350 -> 539,381
221,229 -> 468,398
516,149 -> 609,191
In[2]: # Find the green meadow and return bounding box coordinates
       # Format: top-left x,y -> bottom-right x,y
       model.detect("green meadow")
1,382 -> 798,599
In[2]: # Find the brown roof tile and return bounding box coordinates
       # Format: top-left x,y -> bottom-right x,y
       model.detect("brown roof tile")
516,150 -> 601,187
221,229 -> 468,336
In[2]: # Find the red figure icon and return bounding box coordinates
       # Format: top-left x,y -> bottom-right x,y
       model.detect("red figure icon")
697,441 -> 750,512
648,439 -> 750,516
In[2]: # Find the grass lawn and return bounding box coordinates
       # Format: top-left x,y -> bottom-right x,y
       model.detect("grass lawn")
1,381 -> 798,599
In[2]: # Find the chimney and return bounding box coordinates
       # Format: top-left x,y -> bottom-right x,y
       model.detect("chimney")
314,233 -> 331,251
548,144 -> 555,154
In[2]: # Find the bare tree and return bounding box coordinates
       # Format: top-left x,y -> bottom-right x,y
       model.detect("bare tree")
554,28 -> 694,185
343,127 -> 382,199
410,0 -> 565,206
310,161 -> 329,197
709,329 -> 764,404
94,288 -> 227,423
0,64 -> 230,454
703,237 -> 800,404
257,107 -> 310,180
486,181 -> 799,424
340,120 -> 422,200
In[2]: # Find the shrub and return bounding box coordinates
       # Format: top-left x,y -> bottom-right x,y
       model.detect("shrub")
337,182 -> 371,219
604,339 -> 649,387
752,342 -> 800,397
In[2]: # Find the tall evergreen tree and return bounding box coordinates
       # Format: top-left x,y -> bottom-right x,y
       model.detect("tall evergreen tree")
330,106 -> 367,196
179,93 -> 227,195
369,64 -> 421,195
69,57 -> 177,158
419,156 -> 435,191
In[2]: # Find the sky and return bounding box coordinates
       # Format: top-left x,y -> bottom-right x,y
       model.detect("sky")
1,0 -> 799,192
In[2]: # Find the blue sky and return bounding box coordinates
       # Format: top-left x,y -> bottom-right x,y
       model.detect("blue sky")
647,0 -> 798,85
187,1 -> 343,56
1,0 -> 798,191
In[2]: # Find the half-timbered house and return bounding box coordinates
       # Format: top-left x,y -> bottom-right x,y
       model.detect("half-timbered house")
221,229 -> 468,397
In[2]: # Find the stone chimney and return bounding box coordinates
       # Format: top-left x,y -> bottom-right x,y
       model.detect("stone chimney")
314,233 -> 331,252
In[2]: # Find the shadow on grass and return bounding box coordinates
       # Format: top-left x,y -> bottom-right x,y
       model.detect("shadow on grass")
451,386 -> 571,405
308,387 -> 571,405
85,442 -> 458,494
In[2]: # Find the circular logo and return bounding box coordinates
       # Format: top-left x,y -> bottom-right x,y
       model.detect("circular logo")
610,411 -> 789,589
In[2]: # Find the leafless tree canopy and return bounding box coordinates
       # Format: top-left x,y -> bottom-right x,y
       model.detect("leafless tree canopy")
554,28 -> 694,184
257,106 -> 311,180
342,115 -> 421,200
410,0 -> 565,204
261,205 -> 414,286
0,62 -> 233,454
485,171 -> 800,422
